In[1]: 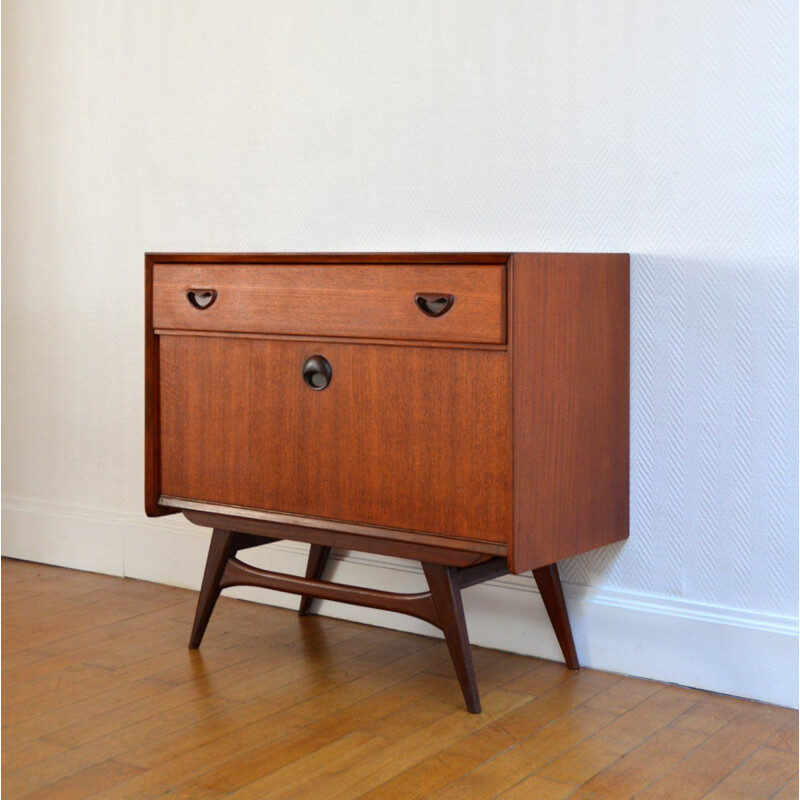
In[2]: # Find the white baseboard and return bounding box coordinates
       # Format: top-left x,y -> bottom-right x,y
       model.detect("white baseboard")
2,496 -> 797,708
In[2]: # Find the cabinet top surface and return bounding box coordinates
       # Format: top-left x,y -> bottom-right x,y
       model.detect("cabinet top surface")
146,252 -> 628,265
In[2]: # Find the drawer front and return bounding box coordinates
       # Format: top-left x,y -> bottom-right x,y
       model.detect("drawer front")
152,263 -> 506,344
158,335 -> 511,543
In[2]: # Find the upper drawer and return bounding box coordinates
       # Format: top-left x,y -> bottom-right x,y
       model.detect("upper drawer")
151,263 -> 506,344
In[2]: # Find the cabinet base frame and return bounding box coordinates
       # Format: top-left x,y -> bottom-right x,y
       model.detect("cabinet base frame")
188,521 -> 578,714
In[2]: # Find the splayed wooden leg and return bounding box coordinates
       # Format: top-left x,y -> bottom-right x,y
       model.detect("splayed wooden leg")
298,544 -> 333,617
423,562 -> 481,713
189,529 -> 237,649
532,562 -> 579,669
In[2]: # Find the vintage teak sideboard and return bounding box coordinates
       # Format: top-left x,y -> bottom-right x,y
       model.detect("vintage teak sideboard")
145,252 -> 629,712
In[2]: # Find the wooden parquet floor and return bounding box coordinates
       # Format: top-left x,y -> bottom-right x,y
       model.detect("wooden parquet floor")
2,557 -> 797,799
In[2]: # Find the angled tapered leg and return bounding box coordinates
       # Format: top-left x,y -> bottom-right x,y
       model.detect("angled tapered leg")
298,544 -> 332,617
532,562 -> 579,669
189,529 -> 237,649
422,562 -> 481,713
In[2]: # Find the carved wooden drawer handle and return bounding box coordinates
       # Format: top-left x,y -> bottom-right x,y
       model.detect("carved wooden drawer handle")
186,289 -> 217,310
414,293 -> 455,317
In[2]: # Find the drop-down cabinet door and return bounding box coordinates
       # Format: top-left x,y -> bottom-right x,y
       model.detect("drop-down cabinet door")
157,334 -> 512,545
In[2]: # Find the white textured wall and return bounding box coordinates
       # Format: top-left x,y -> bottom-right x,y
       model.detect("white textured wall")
3,1 -> 797,704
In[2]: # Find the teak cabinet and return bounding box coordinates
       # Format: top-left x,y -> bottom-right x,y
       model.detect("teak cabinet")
145,253 -> 629,712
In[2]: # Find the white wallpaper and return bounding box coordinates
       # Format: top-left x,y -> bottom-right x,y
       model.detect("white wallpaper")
3,0 -> 797,622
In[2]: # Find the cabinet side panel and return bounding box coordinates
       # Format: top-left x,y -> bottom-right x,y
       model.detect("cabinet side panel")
511,254 -> 629,572
145,255 -> 176,516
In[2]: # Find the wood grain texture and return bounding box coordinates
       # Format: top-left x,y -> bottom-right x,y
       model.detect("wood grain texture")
5,560 -> 795,800
188,529 -> 278,650
145,252 -> 630,693
422,563 -> 481,713
152,329 -> 508,352
298,544 -> 332,617
509,253 -> 629,572
144,255 -> 175,517
181,530 -> 499,711
147,252 -> 629,572
188,529 -> 237,649
219,556 -> 441,627
147,252 -> 511,264
153,263 -> 506,344
180,508 -> 504,565
158,335 -> 511,542
532,563 -> 579,669
457,557 -> 509,589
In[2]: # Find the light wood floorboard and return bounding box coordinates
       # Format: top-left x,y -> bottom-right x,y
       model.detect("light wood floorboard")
3,558 -> 797,799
